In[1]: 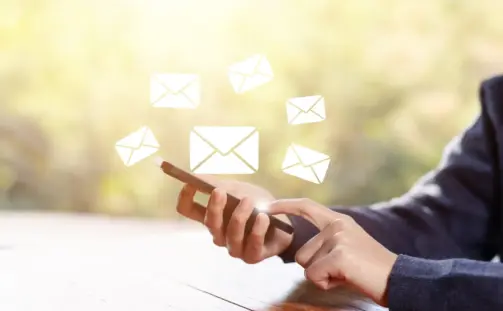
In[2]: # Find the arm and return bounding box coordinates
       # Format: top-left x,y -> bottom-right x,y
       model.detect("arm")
279,79 -> 498,263
388,255 -> 503,311
277,79 -> 503,310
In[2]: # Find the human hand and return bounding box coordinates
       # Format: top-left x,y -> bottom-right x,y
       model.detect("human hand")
268,198 -> 397,307
175,176 -> 293,264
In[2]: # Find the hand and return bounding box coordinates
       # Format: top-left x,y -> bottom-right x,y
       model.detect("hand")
175,176 -> 293,264
268,198 -> 398,307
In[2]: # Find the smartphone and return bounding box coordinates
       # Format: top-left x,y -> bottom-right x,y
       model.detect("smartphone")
157,158 -> 294,235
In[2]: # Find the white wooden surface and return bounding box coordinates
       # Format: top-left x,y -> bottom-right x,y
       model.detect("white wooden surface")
0,211 -> 386,311
0,211 -> 308,311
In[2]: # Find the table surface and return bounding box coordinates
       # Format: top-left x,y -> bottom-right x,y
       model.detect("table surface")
0,212 -> 386,311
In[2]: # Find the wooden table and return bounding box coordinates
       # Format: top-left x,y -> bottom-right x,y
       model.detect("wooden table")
0,212 -> 387,311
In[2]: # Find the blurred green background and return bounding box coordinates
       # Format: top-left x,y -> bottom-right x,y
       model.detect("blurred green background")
1,0 -> 503,219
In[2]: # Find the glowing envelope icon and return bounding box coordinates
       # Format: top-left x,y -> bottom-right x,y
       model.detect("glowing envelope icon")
115,126 -> 160,167
282,144 -> 331,184
150,73 -> 200,109
286,95 -> 326,125
190,126 -> 259,174
228,54 -> 273,93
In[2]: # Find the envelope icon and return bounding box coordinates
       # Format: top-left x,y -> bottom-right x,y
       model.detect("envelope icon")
115,126 -> 160,167
228,54 -> 273,93
190,126 -> 259,174
286,95 -> 326,125
150,73 -> 200,108
282,144 -> 330,184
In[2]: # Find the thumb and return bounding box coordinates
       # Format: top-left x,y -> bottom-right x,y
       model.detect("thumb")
265,199 -> 335,230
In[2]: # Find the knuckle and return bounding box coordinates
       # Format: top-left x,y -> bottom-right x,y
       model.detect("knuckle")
239,197 -> 254,211
341,214 -> 354,224
295,251 -> 309,267
337,218 -> 348,229
333,245 -> 345,257
333,217 -> 351,231
247,231 -> 263,246
240,196 -> 252,205
332,232 -> 346,244
230,214 -> 247,228
228,200 -> 252,229
249,230 -> 263,242
246,241 -> 262,256
236,215 -> 248,227
207,202 -> 223,217
325,220 -> 342,236
227,236 -> 242,247
299,197 -> 313,205
327,220 -> 340,232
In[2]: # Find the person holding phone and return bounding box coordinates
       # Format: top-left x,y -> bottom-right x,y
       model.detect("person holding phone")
175,75 -> 503,311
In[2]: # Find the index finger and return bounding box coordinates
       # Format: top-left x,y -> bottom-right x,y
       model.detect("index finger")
265,198 -> 340,230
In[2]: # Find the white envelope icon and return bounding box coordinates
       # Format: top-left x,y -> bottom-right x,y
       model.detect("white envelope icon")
286,95 -> 326,125
150,73 -> 200,108
282,144 -> 330,184
228,54 -> 273,93
115,126 -> 160,167
190,126 -> 259,174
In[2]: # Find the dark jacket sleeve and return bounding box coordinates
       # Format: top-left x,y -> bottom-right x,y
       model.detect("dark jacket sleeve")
278,79 -> 502,310
387,255 -> 503,311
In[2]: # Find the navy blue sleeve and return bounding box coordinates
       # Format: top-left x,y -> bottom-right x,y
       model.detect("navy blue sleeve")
388,255 -> 503,311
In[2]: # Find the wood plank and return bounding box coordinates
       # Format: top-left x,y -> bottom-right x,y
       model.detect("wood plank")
0,212 -> 387,311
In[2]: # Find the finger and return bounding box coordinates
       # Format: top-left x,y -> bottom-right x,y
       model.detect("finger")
176,184 -> 205,223
305,253 -> 340,290
295,222 -> 340,267
243,212 -> 269,263
266,198 -> 340,230
204,188 -> 227,246
226,197 -> 255,258
304,237 -> 338,268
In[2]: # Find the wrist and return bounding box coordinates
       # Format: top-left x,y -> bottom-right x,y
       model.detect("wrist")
379,251 -> 398,307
